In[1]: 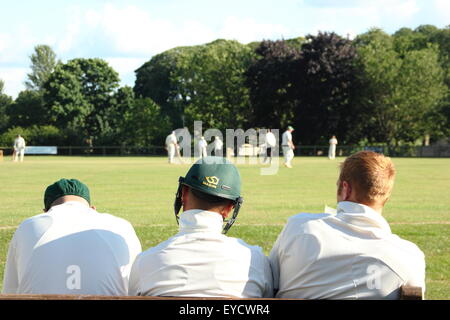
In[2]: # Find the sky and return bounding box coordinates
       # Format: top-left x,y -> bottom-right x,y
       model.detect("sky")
1,0 -> 449,99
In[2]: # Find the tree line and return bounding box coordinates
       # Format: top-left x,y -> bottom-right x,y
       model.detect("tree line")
0,25 -> 449,148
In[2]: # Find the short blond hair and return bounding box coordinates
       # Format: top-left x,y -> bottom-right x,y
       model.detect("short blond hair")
338,151 -> 396,206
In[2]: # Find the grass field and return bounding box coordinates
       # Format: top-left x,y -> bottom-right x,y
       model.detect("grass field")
0,155 -> 449,299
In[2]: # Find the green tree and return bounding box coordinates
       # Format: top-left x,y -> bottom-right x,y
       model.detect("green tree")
181,39 -> 255,131
25,44 -> 58,91
135,39 -> 255,131
355,28 -> 447,144
134,45 -> 200,128
295,32 -> 361,144
7,90 -> 47,127
0,79 -> 13,134
121,97 -> 171,146
43,58 -> 120,144
245,40 -> 301,130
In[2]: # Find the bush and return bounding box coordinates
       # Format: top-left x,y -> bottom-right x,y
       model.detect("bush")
0,125 -> 65,147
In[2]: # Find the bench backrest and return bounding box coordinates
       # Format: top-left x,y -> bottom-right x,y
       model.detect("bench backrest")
0,285 -> 423,300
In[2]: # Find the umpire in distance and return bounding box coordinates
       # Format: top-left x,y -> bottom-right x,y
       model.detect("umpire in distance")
128,156 -> 273,298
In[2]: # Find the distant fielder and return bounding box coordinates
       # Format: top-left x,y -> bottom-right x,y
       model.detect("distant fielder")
13,134 -> 26,162
281,126 -> 295,168
212,136 -> 223,156
328,135 -> 338,160
165,131 -> 178,164
197,136 -> 208,159
263,129 -> 276,164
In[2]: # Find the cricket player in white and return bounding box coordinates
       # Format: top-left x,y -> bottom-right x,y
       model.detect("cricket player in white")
269,151 -> 425,299
128,157 -> 273,298
197,136 -> 208,158
2,178 -> 142,295
263,129 -> 277,164
281,126 -> 295,168
329,135 -> 338,160
13,134 -> 26,162
165,131 -> 178,164
212,136 -> 223,156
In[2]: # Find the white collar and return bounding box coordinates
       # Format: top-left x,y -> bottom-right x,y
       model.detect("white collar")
48,201 -> 93,214
336,201 -> 392,235
179,209 -> 224,234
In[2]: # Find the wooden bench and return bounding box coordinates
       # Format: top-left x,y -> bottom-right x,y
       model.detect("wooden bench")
0,285 -> 423,300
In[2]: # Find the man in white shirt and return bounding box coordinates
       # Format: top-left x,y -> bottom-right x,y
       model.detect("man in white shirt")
263,129 -> 277,164
197,136 -> 208,159
2,178 -> 142,295
270,151 -> 425,299
165,131 -> 178,164
13,134 -> 26,162
128,156 -> 273,298
212,136 -> 223,157
281,126 -> 295,168
329,135 -> 338,160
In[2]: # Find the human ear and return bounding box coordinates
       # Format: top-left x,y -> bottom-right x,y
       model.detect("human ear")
221,202 -> 234,219
342,181 -> 352,201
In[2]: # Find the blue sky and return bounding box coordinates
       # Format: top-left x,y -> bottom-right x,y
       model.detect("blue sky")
1,0 -> 449,98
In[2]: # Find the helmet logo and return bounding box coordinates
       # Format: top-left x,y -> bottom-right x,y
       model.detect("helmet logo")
203,176 -> 220,188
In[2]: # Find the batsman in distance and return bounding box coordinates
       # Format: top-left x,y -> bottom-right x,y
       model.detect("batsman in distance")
128,156 -> 273,297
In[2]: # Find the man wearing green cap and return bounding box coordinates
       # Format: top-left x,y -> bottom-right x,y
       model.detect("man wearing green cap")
281,126 -> 295,168
128,156 -> 273,298
2,178 -> 142,295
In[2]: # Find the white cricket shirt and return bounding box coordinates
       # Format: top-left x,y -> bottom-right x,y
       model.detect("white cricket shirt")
329,138 -> 338,145
214,138 -> 223,150
14,137 -> 26,149
2,201 -> 142,295
265,132 -> 276,148
165,133 -> 177,147
198,138 -> 207,149
269,201 -> 425,299
128,209 -> 274,298
281,131 -> 292,146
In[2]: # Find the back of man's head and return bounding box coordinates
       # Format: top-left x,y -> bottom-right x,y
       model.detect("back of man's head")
338,151 -> 396,207
175,157 -> 243,232
44,178 -> 91,211
187,187 -> 233,212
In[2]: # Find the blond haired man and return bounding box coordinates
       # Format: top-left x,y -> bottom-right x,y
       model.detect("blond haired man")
269,151 -> 425,299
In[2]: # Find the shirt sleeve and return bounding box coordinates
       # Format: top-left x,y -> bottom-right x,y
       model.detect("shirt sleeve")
121,223 -> 142,294
269,226 -> 286,295
2,234 -> 19,294
406,251 -> 426,298
262,255 -> 274,298
127,254 -> 141,296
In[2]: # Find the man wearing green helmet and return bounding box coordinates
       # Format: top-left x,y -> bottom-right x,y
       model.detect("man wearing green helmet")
128,156 -> 273,298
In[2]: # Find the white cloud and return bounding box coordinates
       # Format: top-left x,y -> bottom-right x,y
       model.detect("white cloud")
432,0 -> 450,23
105,57 -> 148,88
218,16 -> 291,43
56,4 -> 291,57
0,67 -> 28,98
85,5 -> 211,54
295,0 -> 421,37
56,16 -> 82,54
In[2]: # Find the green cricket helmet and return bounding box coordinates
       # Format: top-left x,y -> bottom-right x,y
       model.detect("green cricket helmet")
174,156 -> 243,233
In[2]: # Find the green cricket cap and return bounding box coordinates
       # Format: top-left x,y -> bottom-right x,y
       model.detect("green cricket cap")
182,156 -> 241,201
287,126 -> 294,130
44,178 -> 91,210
